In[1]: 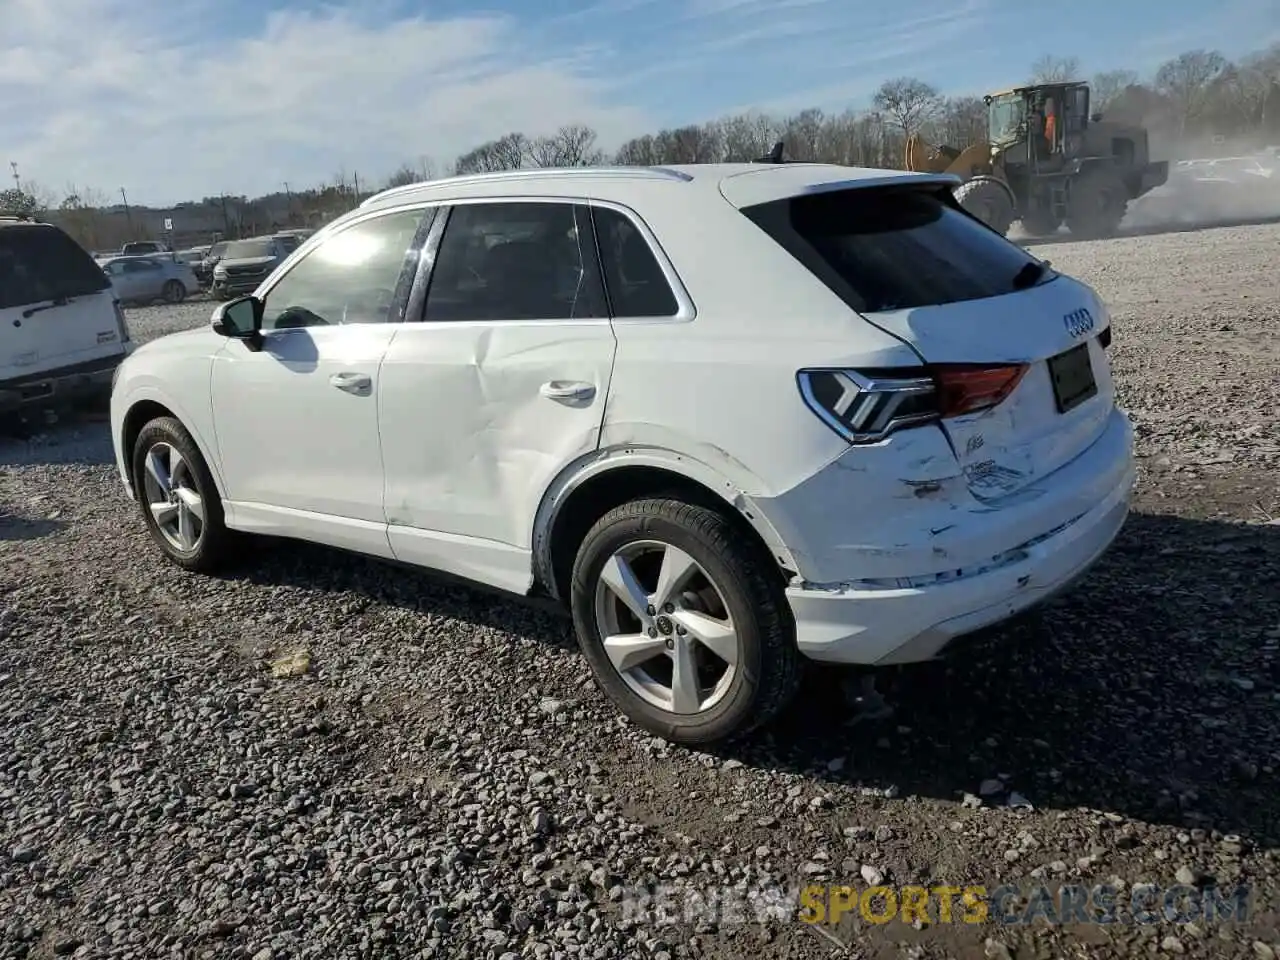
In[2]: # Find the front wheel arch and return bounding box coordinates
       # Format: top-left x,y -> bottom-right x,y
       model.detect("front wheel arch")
120,398 -> 227,502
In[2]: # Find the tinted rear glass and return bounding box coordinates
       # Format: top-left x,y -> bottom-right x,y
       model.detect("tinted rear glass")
0,225 -> 111,310
741,186 -> 1051,313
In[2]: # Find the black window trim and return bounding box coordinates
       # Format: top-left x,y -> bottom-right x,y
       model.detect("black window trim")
408,196 -> 612,326
255,202 -> 439,334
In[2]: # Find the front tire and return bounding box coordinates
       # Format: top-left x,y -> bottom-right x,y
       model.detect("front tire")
570,498 -> 803,745
162,280 -> 186,303
132,416 -> 235,573
954,177 -> 1016,236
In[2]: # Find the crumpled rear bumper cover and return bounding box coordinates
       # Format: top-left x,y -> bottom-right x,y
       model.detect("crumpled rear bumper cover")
781,407 -> 1135,665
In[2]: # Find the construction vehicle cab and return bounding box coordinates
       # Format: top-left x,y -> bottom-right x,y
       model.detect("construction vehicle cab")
907,81 -> 1168,238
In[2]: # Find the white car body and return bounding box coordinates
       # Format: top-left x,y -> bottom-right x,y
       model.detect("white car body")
110,162 -> 1133,737
2,218 -> 134,414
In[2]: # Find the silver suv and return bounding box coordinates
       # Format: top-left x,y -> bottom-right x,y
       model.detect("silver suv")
210,236 -> 293,300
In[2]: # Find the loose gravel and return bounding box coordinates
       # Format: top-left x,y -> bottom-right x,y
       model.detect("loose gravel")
2,225 -> 1278,960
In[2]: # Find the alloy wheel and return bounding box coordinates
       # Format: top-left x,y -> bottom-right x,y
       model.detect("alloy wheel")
592,539 -> 740,715
141,441 -> 205,553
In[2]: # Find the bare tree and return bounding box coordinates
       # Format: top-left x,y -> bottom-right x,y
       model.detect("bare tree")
1091,69 -> 1140,112
782,109 -> 825,161
1154,49 -> 1229,134
526,125 -> 606,168
873,77 -> 942,136
1030,55 -> 1082,83
935,96 -> 988,146
613,134 -> 664,166
454,132 -> 528,175
384,165 -> 422,189
717,111 -> 781,161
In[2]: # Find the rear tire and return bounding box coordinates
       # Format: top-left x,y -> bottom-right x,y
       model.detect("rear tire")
569,498 -> 803,745
954,177 -> 1015,237
1066,169 -> 1128,239
162,280 -> 186,303
132,416 -> 236,573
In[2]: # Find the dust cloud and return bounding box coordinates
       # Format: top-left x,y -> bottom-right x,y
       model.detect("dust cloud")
1123,142 -> 1280,230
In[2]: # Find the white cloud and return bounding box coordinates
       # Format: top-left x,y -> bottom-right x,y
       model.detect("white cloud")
0,0 -> 651,205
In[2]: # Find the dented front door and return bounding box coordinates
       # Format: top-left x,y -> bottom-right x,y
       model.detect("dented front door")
377,199 -> 616,593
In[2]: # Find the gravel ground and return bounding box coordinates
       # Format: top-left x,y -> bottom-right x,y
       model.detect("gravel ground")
2,224 -> 1278,960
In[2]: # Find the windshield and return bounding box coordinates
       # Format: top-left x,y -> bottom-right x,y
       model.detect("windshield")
988,94 -> 1025,144
222,239 -> 274,259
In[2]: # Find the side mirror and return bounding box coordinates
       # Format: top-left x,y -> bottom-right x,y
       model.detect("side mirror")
1090,112 -> 1103,123
211,295 -> 264,350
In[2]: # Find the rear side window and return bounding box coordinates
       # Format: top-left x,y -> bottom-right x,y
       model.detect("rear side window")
591,207 -> 679,318
741,186 -> 1051,314
0,225 -> 111,310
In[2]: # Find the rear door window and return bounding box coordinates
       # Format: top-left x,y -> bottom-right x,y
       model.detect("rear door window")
740,185 -> 1054,314
0,225 -> 111,310
423,202 -> 607,322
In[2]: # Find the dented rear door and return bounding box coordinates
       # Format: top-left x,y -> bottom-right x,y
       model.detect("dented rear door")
379,200 -> 616,593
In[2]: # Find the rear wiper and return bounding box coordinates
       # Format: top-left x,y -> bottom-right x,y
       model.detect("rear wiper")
1011,261 -> 1047,290
22,295 -> 72,319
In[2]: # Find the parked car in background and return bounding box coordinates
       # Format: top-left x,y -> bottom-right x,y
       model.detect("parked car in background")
196,241 -> 229,288
2,216 -> 133,417
101,254 -> 198,305
175,246 -> 211,267
109,162 -> 1134,744
210,236 -> 293,300
122,240 -> 171,257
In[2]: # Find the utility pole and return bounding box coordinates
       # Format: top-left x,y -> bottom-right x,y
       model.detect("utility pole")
283,181 -> 293,226
120,187 -> 134,237
352,171 -> 360,208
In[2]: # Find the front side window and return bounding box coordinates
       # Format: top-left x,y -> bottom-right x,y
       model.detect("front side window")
423,202 -> 606,322
260,208 -> 430,331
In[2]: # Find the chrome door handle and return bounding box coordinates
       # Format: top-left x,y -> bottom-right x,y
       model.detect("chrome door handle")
539,380 -> 596,402
330,371 -> 372,395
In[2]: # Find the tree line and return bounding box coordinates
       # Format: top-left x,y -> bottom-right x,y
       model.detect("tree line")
4,44 -> 1277,250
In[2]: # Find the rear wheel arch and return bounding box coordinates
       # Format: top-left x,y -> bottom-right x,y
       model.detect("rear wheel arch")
534,453 -> 797,604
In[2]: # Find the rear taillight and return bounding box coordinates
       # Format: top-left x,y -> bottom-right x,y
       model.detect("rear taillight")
798,363 -> 1028,444
113,300 -> 131,343
932,364 -> 1028,417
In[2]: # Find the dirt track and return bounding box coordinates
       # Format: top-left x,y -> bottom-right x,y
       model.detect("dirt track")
1,222 -> 1278,960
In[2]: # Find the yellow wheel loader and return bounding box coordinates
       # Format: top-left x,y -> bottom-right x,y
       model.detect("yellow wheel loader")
906,81 -> 1168,238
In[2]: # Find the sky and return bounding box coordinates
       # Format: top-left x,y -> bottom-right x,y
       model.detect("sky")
1,0 -> 1275,206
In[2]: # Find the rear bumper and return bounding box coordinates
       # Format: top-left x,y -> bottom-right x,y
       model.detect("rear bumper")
779,406 -> 1135,665
0,351 -> 131,414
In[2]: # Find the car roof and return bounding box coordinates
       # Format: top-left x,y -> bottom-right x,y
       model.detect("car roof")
356,163 -> 960,213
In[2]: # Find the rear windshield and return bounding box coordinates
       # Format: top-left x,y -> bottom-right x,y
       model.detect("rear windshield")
0,224 -> 111,310
741,185 -> 1052,314
223,239 -> 274,259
